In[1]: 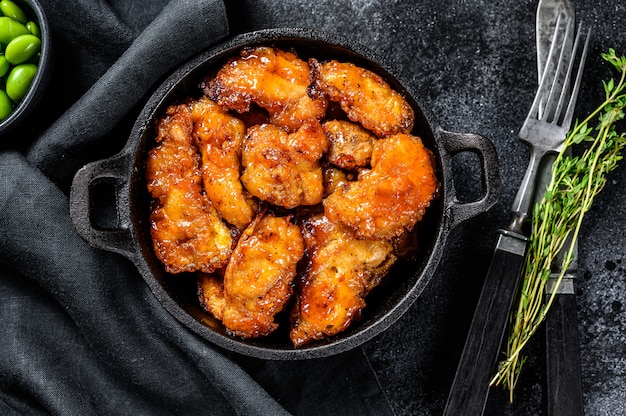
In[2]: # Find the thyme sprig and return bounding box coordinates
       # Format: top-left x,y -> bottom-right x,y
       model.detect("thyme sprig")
490,49 -> 626,400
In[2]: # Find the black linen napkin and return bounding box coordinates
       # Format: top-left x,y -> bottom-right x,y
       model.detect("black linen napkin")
0,0 -> 394,415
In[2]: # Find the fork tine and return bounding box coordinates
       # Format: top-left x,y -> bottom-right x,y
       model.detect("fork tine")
562,24 -> 591,129
527,13 -> 569,121
546,17 -> 576,121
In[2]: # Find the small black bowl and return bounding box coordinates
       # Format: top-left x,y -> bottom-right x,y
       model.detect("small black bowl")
0,0 -> 52,136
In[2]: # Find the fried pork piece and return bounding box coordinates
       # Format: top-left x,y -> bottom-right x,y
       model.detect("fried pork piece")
241,121 -> 329,209
198,272 -> 226,321
290,214 -> 396,347
324,133 -> 438,240
322,120 -> 376,170
146,103 -> 235,274
198,213 -> 305,338
204,46 -> 328,133
309,59 -> 414,137
190,97 -> 257,230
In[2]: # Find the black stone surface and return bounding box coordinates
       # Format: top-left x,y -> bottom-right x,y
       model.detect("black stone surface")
220,0 -> 626,414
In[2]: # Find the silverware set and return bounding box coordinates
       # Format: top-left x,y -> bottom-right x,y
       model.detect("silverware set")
444,0 -> 590,414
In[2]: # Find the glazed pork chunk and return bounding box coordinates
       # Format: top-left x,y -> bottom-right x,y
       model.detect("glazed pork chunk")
324,133 -> 438,240
241,121 -> 329,209
204,46 -> 328,133
190,96 -> 257,230
199,213 -> 304,338
309,58 -> 414,137
146,102 -> 234,274
290,213 -> 396,347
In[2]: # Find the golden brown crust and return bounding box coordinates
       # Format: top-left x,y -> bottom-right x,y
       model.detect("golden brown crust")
220,213 -> 304,338
204,46 -> 327,133
309,59 -> 414,137
240,121 -> 329,209
198,272 -> 226,321
323,133 -> 439,240
149,47 -> 440,345
290,214 -> 396,347
190,97 -> 257,230
146,103 -> 234,274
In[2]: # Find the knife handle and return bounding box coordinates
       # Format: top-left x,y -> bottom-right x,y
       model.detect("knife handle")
545,291 -> 584,416
444,230 -> 527,416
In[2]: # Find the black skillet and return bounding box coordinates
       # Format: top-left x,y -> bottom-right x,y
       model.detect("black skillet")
69,28 -> 500,359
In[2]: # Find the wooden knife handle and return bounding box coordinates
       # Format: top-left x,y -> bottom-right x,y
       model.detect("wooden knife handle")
443,230 -> 527,416
545,292 -> 584,416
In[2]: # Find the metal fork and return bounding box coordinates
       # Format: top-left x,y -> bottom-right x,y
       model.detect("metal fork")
443,14 -> 590,416
511,15 -> 590,234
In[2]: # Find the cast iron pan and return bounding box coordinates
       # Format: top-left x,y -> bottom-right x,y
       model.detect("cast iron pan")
69,28 -> 500,359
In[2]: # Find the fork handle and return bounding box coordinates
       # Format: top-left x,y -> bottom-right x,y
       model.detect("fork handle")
510,145 -> 549,231
444,229 -> 527,416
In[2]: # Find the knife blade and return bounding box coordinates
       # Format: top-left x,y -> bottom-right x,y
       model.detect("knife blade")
536,1 -> 585,414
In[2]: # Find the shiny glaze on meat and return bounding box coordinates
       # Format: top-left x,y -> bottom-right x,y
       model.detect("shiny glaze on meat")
309,58 -> 414,137
322,119 -> 376,170
198,213 -> 304,338
204,46 -> 328,133
290,213 -> 396,347
241,121 -> 328,209
324,133 -> 438,240
191,97 -> 257,230
146,102 -> 234,273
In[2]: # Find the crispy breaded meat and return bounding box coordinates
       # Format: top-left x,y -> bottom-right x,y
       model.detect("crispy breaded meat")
198,213 -> 304,338
324,133 -> 438,240
322,119 -> 376,170
204,46 -> 328,133
241,121 -> 329,209
149,47 -> 442,346
197,272 -> 226,321
309,59 -> 414,137
146,103 -> 235,274
190,97 -> 257,230
290,213 -> 396,347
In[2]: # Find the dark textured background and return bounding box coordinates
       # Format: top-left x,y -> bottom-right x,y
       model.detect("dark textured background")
213,0 -> 626,414
4,0 -> 625,415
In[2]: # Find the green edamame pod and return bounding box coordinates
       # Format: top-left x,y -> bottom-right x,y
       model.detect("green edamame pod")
0,16 -> 30,44
6,62 -> 36,101
5,34 -> 40,64
0,55 -> 9,77
0,89 -> 13,120
0,1 -> 28,24
26,21 -> 40,37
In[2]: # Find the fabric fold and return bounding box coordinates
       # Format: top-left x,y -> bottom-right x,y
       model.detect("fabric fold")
1,0 -> 396,414
0,151 -> 290,415
26,0 -> 229,190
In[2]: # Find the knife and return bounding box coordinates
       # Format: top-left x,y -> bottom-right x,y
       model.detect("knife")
536,1 -> 585,414
533,152 -> 583,416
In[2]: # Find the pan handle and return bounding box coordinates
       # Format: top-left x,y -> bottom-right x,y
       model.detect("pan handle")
69,152 -> 137,260
440,130 -> 501,229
